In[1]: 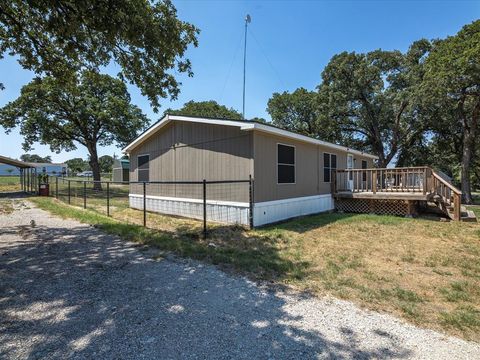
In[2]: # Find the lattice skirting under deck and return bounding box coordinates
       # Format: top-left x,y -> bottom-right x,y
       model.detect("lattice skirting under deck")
335,198 -> 416,216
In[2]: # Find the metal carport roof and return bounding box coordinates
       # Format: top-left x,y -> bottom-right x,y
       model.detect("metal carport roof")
0,155 -> 35,168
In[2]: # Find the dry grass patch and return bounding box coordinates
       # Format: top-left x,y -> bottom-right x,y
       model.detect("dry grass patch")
0,176 -> 21,192
0,199 -> 15,214
262,213 -> 480,341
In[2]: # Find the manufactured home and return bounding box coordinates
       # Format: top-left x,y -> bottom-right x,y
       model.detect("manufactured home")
123,115 -> 380,226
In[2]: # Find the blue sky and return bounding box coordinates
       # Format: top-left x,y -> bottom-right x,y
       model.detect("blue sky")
0,0 -> 478,163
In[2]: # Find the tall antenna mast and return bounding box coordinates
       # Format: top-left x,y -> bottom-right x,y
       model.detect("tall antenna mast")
242,14 -> 251,119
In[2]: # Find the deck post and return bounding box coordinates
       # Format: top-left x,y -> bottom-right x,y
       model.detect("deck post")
422,168 -> 427,195
407,200 -> 416,217
372,170 -> 377,194
332,170 -> 336,194
453,193 -> 461,221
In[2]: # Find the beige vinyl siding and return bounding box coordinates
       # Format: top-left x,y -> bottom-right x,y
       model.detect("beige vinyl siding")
129,120 -> 375,204
253,131 -> 374,202
129,121 -> 253,202
253,132 -> 318,202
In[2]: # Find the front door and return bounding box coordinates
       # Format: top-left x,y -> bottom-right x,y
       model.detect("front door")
347,154 -> 354,190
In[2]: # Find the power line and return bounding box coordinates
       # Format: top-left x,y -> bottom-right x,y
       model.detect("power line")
248,27 -> 288,89
219,30 -> 244,103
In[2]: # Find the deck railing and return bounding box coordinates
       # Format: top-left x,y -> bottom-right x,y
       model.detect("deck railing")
333,167 -> 431,194
332,166 -> 462,220
431,169 -> 462,221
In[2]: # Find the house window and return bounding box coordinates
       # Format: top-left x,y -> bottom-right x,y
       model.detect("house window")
323,153 -> 337,182
362,160 -> 368,182
138,155 -> 149,182
277,144 -> 295,184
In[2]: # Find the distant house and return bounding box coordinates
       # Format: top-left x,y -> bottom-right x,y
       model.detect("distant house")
112,158 -> 129,182
122,115 -> 377,226
0,162 -> 68,176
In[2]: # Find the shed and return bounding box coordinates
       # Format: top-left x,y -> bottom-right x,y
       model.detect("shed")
112,158 -> 130,182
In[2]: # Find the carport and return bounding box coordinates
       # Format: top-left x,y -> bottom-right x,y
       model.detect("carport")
0,155 -> 37,193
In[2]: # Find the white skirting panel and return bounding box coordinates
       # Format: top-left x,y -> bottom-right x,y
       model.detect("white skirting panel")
129,194 -> 250,225
253,194 -> 334,227
129,194 -> 333,227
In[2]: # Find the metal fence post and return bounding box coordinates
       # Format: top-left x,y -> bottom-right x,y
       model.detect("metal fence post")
249,175 -> 254,229
55,177 -> 58,199
107,181 -> 110,217
203,179 -> 207,239
143,181 -> 146,227
68,180 -> 71,204
83,181 -> 86,209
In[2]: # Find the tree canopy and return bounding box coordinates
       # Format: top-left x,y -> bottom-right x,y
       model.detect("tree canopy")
418,20 -> 480,203
267,88 -> 326,139
316,41 -> 431,167
65,158 -> 88,173
20,154 -> 52,163
165,100 -> 243,120
0,0 -> 199,110
99,155 -> 114,173
0,70 -> 149,186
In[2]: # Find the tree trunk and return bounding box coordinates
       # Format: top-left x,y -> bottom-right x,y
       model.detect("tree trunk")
87,144 -> 102,191
460,120 -> 476,205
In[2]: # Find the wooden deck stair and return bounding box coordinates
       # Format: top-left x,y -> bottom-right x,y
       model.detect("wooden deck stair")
332,166 -> 477,222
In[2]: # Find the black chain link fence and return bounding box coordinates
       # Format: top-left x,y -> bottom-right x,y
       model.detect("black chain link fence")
48,176 -> 254,238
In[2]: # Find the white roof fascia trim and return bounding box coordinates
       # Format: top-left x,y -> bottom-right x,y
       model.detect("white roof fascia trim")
122,115 -> 378,159
169,115 -> 248,128
247,123 -> 379,159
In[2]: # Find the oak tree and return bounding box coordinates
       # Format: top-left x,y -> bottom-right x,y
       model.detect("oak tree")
165,100 -> 243,120
0,0 -> 199,110
0,70 -> 149,188
20,154 -> 52,163
420,20 -> 480,203
316,41 -> 431,167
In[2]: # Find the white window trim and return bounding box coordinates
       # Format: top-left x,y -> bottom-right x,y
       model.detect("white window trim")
277,143 -> 296,185
137,153 -> 150,182
323,152 -> 337,183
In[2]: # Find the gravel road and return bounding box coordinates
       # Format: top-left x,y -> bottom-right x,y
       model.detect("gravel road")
1,198 -> 479,359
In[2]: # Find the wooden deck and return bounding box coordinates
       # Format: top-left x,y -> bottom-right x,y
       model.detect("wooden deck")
335,191 -> 431,201
332,167 -> 463,220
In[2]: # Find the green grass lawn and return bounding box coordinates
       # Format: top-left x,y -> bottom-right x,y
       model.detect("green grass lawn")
28,196 -> 480,342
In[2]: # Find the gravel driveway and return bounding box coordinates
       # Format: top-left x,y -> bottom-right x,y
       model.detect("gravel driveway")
1,198 -> 479,359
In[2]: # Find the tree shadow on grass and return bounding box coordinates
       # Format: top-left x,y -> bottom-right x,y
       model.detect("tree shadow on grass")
257,212 -> 361,234
0,219 -> 415,359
